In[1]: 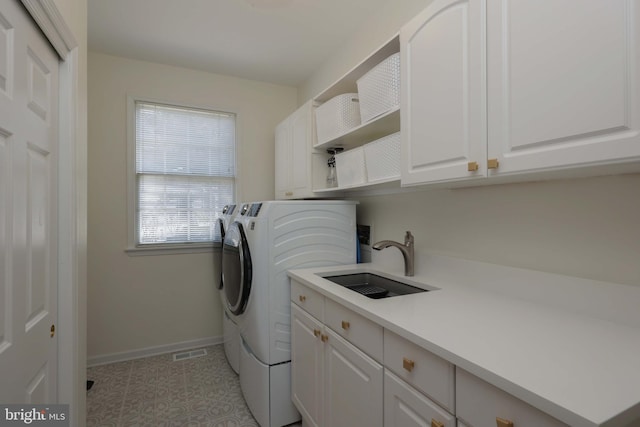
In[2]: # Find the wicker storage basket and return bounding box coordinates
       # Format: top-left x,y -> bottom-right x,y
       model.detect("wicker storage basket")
315,93 -> 361,145
357,52 -> 400,123
363,132 -> 401,183
335,147 -> 366,187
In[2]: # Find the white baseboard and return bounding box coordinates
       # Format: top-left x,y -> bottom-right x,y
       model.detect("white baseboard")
87,336 -> 223,367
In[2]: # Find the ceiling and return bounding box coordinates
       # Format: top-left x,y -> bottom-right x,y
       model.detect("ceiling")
88,0 -> 390,87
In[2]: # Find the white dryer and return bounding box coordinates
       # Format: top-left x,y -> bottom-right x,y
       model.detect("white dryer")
213,204 -> 240,374
222,200 -> 357,427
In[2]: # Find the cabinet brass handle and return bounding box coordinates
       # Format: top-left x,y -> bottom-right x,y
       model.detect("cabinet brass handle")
488,158 -> 500,169
321,334 -> 328,342
496,418 -> 514,427
341,320 -> 350,330
285,191 -> 293,196
431,419 -> 444,427
403,357 -> 415,372
467,161 -> 479,172
313,329 -> 321,338
50,324 -> 55,338
299,295 -> 306,302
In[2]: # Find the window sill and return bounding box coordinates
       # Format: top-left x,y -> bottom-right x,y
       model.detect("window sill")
125,244 -> 213,256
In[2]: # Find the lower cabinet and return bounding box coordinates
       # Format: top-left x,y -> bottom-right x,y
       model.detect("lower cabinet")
325,328 -> 383,427
291,280 -> 572,427
384,370 -> 455,427
291,303 -> 383,427
291,303 -> 324,427
456,368 -> 568,427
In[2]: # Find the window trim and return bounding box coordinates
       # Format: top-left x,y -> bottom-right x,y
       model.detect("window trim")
126,95 -> 240,255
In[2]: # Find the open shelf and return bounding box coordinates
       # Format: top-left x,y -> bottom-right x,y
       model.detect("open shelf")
314,107 -> 400,150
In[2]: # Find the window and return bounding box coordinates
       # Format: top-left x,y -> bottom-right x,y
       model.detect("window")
129,100 -> 236,250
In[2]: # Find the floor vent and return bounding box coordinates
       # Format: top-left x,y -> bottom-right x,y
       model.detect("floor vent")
173,348 -> 208,361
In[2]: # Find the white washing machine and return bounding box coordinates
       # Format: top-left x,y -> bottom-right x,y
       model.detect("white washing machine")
213,204 -> 241,374
222,200 -> 357,427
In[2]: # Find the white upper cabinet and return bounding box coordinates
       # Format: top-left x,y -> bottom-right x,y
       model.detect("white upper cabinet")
401,0 -> 640,187
275,100 -> 317,199
487,0 -> 640,175
401,0 -> 487,185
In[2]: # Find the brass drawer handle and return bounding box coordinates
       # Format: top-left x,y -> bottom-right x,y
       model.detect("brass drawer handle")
285,191 -> 293,196
341,320 -> 350,330
403,357 -> 415,372
321,334 -> 328,342
299,295 -> 306,302
313,329 -> 321,338
488,158 -> 500,169
467,161 -> 479,172
496,418 -> 514,427
431,419 -> 444,427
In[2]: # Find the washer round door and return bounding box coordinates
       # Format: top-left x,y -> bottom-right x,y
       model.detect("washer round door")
213,218 -> 225,290
222,221 -> 252,315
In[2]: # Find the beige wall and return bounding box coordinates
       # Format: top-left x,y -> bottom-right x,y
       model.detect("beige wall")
356,175 -> 640,286
87,52 -> 297,358
301,1 -> 640,287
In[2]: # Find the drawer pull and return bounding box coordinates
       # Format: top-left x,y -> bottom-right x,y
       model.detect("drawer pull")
299,295 -> 306,302
467,161 -> 479,172
431,420 -> 444,427
341,320 -> 350,330
285,191 -> 293,196
496,418 -> 514,427
313,329 -> 321,338
488,158 -> 500,169
403,357 -> 415,372
321,334 -> 329,342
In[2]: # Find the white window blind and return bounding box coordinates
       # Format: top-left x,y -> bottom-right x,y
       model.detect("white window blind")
135,101 -> 235,245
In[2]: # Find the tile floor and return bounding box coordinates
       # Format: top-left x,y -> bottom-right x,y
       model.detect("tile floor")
87,344 -> 300,427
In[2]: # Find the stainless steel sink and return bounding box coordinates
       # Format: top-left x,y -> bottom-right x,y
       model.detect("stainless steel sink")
322,272 -> 428,299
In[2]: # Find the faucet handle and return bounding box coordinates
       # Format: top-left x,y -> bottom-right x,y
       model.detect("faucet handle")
404,231 -> 414,246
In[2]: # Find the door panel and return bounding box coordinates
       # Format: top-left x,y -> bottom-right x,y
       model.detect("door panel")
0,0 -> 58,404
401,0 -> 486,185
487,0 -> 640,173
291,304 -> 323,427
324,329 -> 383,427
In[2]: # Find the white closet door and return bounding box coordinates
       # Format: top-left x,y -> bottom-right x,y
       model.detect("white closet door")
0,0 -> 59,403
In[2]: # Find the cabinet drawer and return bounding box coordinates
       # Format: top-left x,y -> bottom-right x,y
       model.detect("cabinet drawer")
456,368 -> 568,427
325,298 -> 383,362
291,280 -> 324,321
384,330 -> 455,413
384,370 -> 455,427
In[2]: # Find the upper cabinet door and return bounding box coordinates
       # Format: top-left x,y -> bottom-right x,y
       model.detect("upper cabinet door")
290,103 -> 312,194
401,0 -> 487,185
274,120 -> 290,199
487,0 -> 640,175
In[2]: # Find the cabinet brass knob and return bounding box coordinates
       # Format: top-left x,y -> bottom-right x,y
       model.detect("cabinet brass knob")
487,158 -> 500,169
431,419 -> 444,427
299,295 -> 306,302
496,417 -> 514,427
50,324 -> 55,338
341,320 -> 350,330
321,334 -> 328,342
467,161 -> 479,172
313,329 -> 321,338
285,191 -> 293,196
403,357 -> 415,372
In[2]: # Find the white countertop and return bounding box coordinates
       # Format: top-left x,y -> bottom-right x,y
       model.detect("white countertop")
287,257 -> 640,427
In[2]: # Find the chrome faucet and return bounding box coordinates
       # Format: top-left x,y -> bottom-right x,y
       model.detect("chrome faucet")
372,231 -> 415,277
